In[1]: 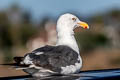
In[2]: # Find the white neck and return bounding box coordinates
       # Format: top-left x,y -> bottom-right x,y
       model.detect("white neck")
56,27 -> 79,54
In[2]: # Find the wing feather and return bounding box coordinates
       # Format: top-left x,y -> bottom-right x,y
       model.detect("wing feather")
14,45 -> 79,73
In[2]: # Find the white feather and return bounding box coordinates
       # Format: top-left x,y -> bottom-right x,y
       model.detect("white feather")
56,13 -> 83,74
35,52 -> 44,55
23,55 -> 33,65
56,13 -> 80,54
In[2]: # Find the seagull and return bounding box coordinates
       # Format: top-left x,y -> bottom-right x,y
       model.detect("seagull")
14,13 -> 89,77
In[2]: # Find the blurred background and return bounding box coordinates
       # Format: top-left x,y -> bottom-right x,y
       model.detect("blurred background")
0,0 -> 120,77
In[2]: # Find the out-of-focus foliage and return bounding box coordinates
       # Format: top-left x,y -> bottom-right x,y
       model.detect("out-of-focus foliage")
0,5 -> 38,49
109,9 -> 120,19
0,4 -> 120,63
91,15 -> 104,24
0,5 -> 39,62
0,12 -> 12,48
75,32 -> 109,52
20,24 -> 38,45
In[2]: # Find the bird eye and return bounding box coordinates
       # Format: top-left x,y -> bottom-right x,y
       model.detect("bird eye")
72,18 -> 76,21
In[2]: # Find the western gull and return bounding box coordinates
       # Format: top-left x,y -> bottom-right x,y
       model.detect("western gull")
14,13 -> 89,77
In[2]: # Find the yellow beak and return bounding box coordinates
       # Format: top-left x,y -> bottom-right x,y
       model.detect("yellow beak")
77,21 -> 89,29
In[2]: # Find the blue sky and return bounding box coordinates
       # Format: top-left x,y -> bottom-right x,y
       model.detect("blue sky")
0,0 -> 120,20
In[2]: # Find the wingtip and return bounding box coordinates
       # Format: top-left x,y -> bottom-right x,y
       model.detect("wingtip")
14,56 -> 24,64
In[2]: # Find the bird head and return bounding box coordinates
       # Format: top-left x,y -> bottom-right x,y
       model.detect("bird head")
57,13 -> 89,32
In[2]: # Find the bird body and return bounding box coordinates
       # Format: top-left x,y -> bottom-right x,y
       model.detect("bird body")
14,13 -> 89,77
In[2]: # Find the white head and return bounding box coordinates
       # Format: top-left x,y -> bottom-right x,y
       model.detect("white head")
56,13 -> 89,54
56,13 -> 89,35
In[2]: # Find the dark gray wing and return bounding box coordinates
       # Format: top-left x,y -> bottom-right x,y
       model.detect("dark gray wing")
24,45 -> 79,73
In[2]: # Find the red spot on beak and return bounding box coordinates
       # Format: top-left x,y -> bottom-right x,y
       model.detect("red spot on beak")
85,26 -> 87,29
